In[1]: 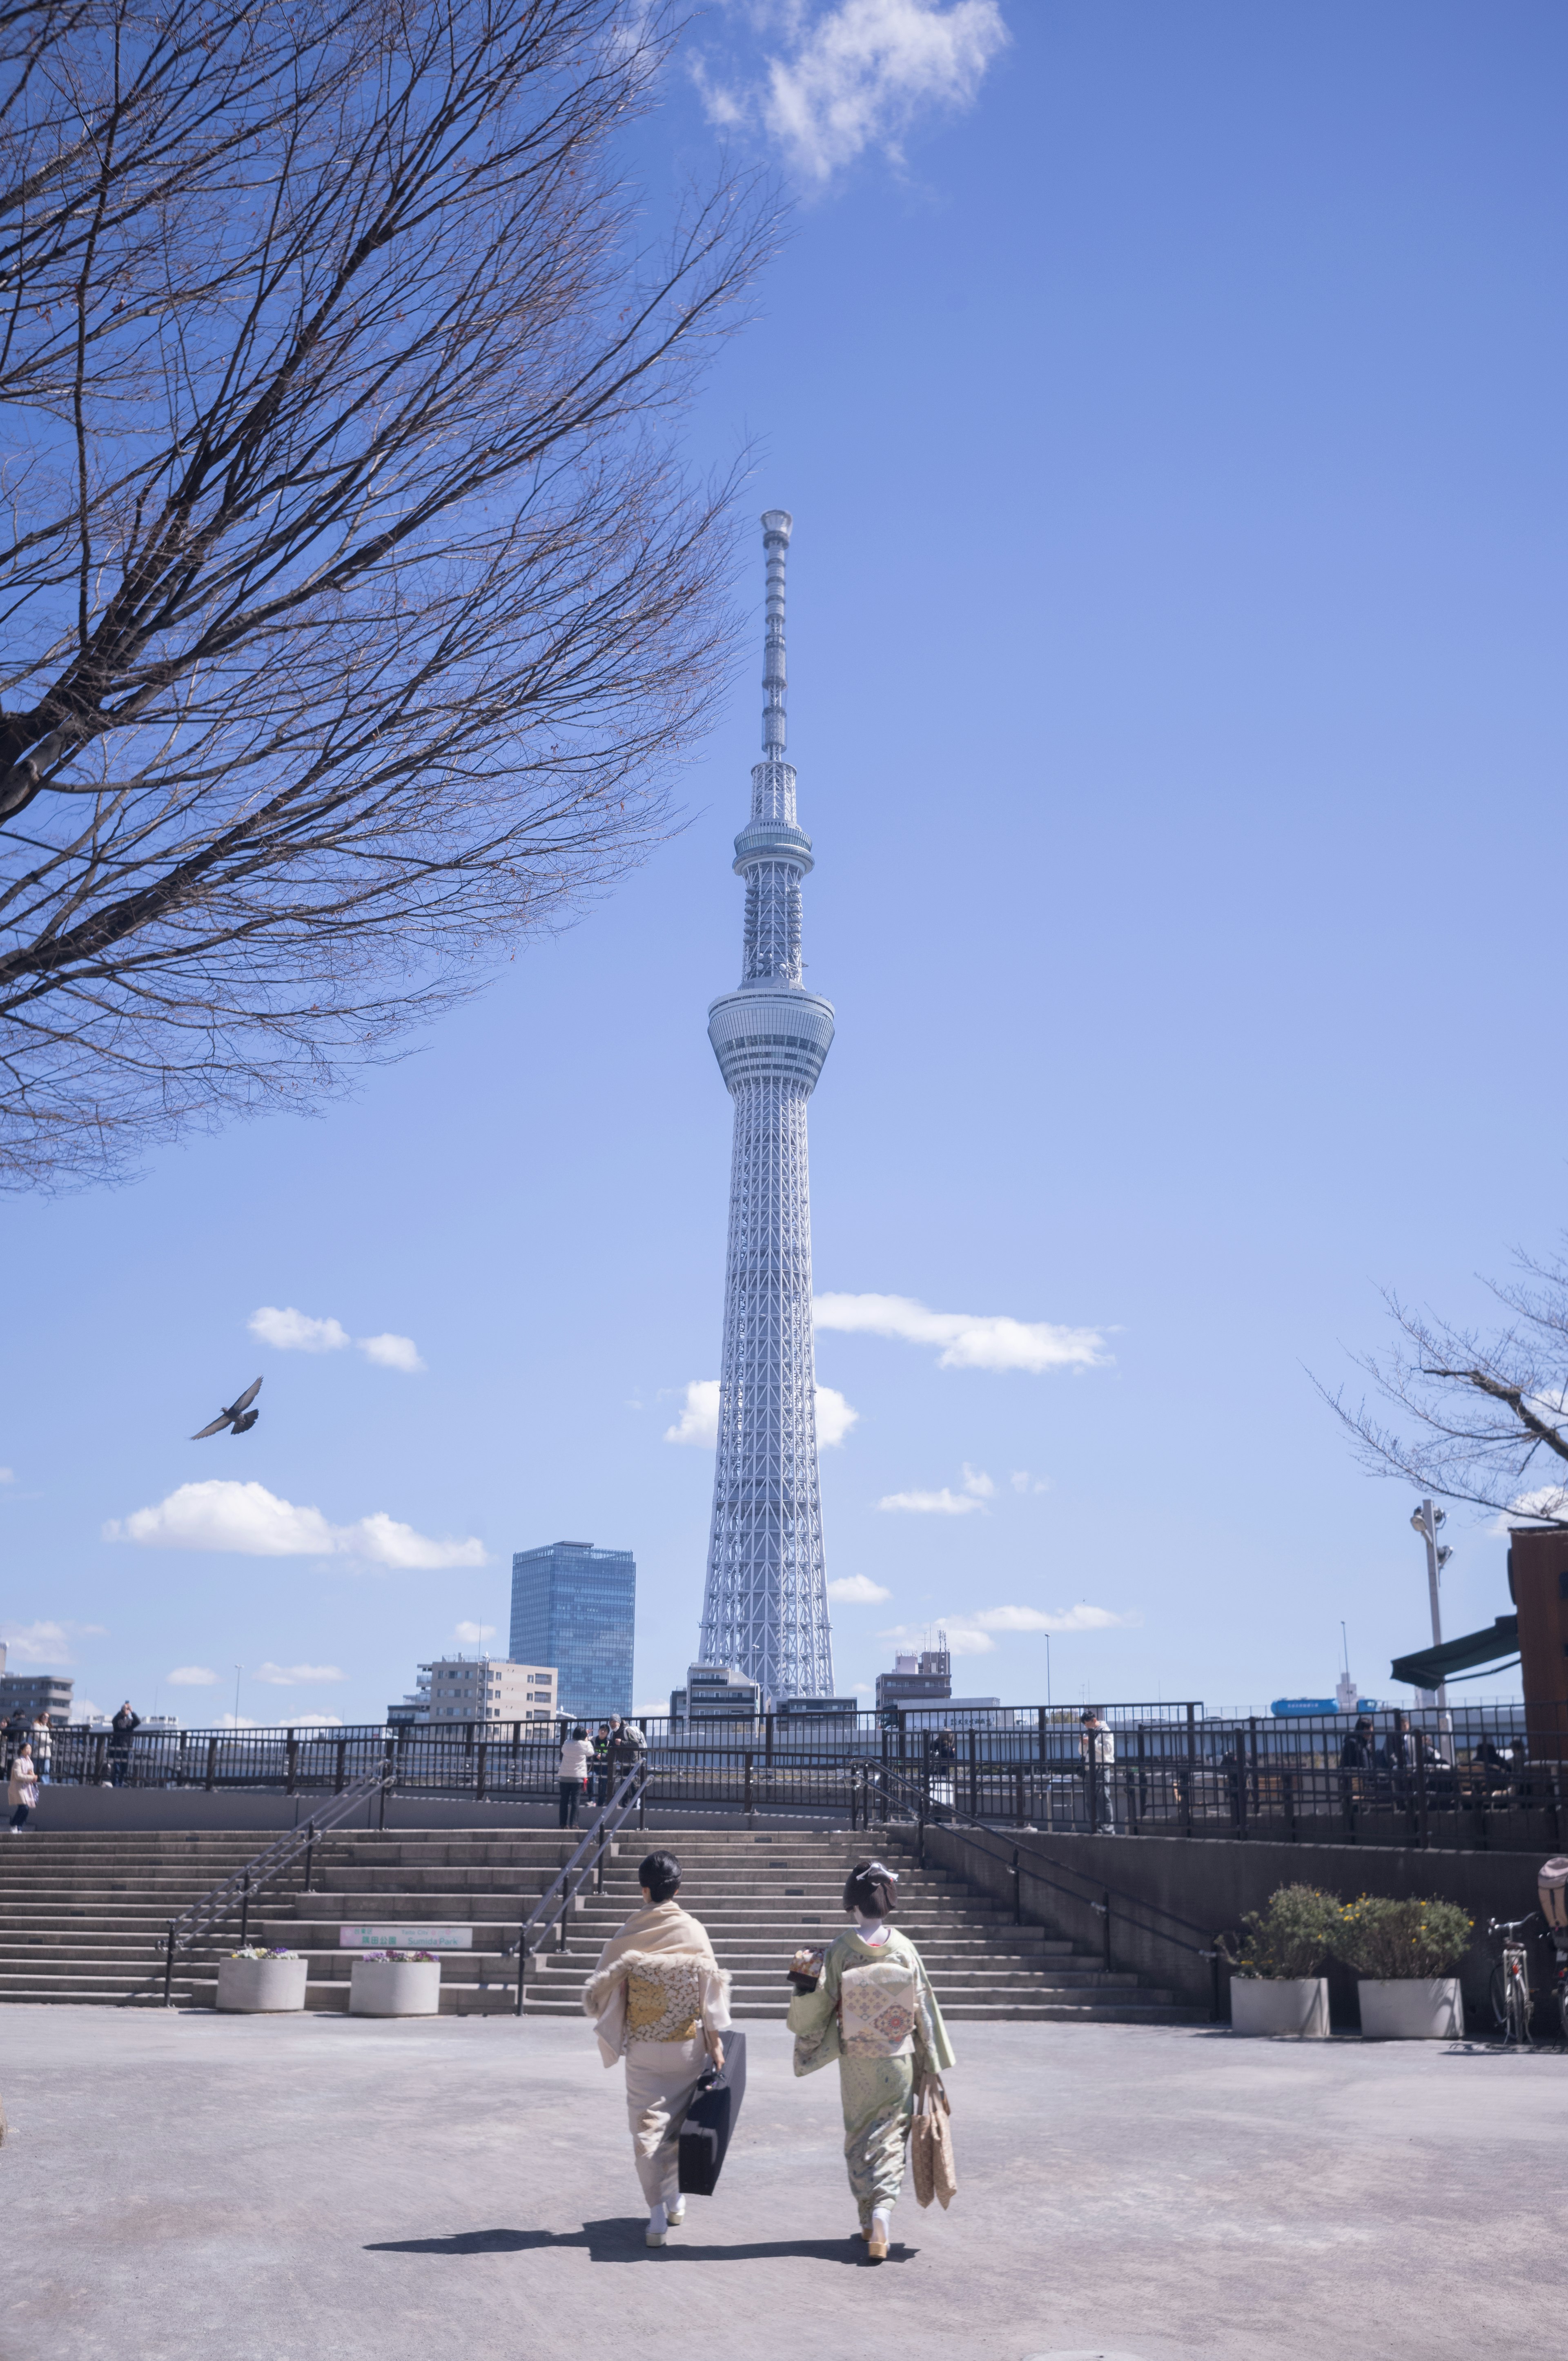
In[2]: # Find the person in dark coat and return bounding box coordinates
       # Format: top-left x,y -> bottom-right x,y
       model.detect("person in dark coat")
1339,1714 -> 1375,1833
108,1702 -> 141,1787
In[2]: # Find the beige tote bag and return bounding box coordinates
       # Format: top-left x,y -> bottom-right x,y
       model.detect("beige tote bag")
909,2073 -> 957,2209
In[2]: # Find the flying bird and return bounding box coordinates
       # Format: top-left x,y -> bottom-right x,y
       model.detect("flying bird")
192,1377 -> 263,1440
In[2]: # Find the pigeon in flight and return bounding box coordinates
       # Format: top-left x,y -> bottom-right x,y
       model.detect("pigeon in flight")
192,1377 -> 263,1440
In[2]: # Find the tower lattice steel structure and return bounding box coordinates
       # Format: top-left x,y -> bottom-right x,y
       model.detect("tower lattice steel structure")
697,511 -> 835,1702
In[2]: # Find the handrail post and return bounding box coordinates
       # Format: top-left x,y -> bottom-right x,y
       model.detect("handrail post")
1102,1887 -> 1112,1973
514,1932 -> 528,2017
285,1735 -> 298,1797
304,1822 -> 316,1894
205,1735 -> 217,1793
239,1869 -> 250,1950
744,1752 -> 754,1823
1011,1846 -> 1022,1927
163,1922 -> 176,2008
1184,1704 -> 1196,1838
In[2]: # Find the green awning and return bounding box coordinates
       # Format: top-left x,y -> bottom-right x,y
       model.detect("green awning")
1391,1615 -> 1519,1690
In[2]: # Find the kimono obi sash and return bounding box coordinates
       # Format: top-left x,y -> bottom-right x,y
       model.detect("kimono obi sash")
839,1958 -> 919,2058
626,1958 -> 703,2045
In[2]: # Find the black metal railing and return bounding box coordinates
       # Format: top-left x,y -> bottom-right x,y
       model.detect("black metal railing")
508,1762 -> 649,2016
38,1697 -> 1562,1856
159,1757 -> 396,2004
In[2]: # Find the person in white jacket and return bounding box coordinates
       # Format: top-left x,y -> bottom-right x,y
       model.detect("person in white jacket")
557,1725 -> 594,1829
582,1850 -> 731,2246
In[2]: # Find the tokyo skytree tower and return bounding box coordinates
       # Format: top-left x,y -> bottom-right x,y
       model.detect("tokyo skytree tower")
697,511 -> 835,1702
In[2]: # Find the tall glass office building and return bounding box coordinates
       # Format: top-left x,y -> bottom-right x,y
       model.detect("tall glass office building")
509,1541 -> 635,1720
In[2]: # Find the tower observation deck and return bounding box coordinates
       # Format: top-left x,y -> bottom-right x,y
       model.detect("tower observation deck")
697,511 -> 835,1702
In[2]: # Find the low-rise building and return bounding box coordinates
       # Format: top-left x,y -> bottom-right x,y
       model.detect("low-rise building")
0,1672 -> 73,1725
418,1657 -> 557,1724
672,1663 -> 764,1724
875,1644 -> 951,1712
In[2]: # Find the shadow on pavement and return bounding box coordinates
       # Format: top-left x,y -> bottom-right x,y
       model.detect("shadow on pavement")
365,2222 -> 911,2266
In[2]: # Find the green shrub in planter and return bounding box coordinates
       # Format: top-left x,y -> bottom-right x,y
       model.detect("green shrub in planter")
1233,1885 -> 1340,1980
1330,1895 -> 1472,1978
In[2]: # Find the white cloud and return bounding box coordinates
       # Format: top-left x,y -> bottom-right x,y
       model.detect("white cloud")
826,1573 -> 892,1604
879,1618 -> 996,1656
698,0 -> 1010,184
0,1618 -> 105,1663
1490,1486 -> 1568,1535
71,1699 -> 104,1724
359,1332 -> 425,1374
281,1713 -> 344,1728
665,1379 -> 721,1446
972,1603 -> 1143,1634
815,1384 -> 859,1447
877,1486 -> 984,1515
453,1621 -> 497,1648
255,1661 -> 347,1686
104,1480 -> 488,1569
216,1713 -> 261,1728
814,1291 -> 1109,1375
249,1305 -> 425,1371
961,1462 -> 994,1498
0,1467 -> 13,1483
666,1377 -> 860,1450
249,1305 -> 350,1353
167,1665 -> 219,1686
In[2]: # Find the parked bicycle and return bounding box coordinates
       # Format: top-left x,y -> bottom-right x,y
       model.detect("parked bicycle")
1488,1913 -> 1536,2046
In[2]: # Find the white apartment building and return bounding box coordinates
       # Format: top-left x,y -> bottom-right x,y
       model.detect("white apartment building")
420,1657 -> 557,1724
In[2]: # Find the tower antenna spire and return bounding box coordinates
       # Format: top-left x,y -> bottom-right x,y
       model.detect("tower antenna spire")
760,508 -> 791,761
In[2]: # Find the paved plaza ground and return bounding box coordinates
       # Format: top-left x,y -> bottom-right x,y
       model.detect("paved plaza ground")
2,2007 -> 1564,2361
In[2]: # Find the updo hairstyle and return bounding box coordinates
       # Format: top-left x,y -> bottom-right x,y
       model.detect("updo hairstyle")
639,1850 -> 682,1904
843,1859 -> 899,1920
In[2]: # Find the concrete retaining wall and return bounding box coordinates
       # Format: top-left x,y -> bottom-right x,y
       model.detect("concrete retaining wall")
917,1824 -> 1552,2029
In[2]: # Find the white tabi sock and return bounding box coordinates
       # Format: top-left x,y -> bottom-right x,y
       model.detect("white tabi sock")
648,2203 -> 668,2236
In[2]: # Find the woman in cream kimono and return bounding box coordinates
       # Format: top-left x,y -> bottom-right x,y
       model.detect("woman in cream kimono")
786,1857 -> 954,2260
583,1849 -> 732,2247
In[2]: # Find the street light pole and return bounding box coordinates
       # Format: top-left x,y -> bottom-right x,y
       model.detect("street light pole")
1410,1499 -> 1451,1710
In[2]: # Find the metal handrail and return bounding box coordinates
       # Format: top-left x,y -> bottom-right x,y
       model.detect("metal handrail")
508,1761 -> 649,2016
160,1756 -> 396,2005
863,1758 -> 1219,1965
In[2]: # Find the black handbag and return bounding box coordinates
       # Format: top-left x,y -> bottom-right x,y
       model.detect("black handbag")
677,2030 -> 747,2196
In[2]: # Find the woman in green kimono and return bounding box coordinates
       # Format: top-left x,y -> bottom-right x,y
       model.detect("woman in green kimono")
786,1857 -> 955,2259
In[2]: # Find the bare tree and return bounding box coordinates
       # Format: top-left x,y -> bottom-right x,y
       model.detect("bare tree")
1321,1247 -> 1568,1528
0,0 -> 775,1187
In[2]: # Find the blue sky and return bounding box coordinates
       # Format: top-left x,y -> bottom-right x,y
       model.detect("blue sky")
5,0 -> 1565,1725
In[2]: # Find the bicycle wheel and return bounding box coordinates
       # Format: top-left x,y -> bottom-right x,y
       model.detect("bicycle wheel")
1556,1979 -> 1568,2047
1507,1968 -> 1533,2048
1490,1963 -> 1512,2031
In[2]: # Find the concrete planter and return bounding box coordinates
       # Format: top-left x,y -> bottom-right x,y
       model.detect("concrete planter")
350,1957 -> 441,2016
1357,1977 -> 1463,2039
1229,1977 -> 1330,2038
216,1955 -> 308,2013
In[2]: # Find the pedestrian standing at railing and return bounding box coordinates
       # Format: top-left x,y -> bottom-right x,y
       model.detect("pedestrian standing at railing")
786,1858 -> 955,2261
109,1702 -> 141,1788
581,1849 -> 731,2248
607,1715 -> 646,1787
8,1744 -> 37,1834
2,1707 -> 26,1773
29,1714 -> 51,1785
1080,1711 -> 1117,1834
557,1724 -> 594,1829
1338,1713 -> 1375,1834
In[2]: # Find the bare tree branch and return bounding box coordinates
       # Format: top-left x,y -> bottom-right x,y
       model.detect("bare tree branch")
0,0 -> 778,1187
1316,1255 -> 1568,1528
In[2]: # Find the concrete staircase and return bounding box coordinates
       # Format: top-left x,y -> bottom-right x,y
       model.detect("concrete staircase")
0,1824 -> 1200,2022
